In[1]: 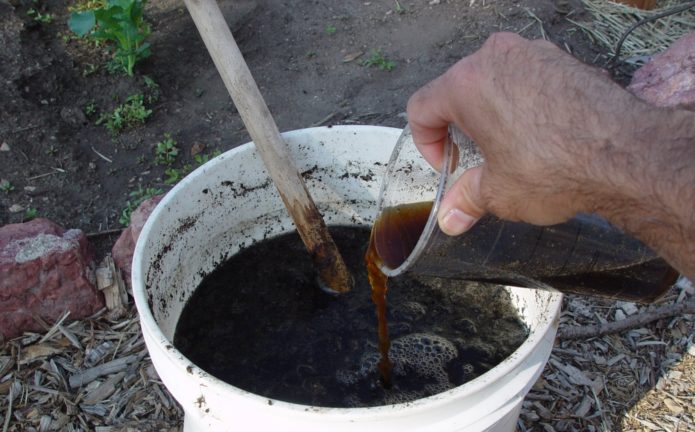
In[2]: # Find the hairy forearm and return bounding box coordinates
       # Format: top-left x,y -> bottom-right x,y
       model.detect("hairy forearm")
587,106 -> 695,279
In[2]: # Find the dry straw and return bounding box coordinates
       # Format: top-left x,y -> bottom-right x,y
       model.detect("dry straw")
572,0 -> 695,64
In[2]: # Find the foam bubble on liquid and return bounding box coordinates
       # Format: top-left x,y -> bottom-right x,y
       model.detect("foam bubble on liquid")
335,333 -> 459,406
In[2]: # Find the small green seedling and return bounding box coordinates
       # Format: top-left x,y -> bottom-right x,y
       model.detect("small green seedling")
24,207 -> 38,221
84,102 -> 97,117
119,186 -> 162,226
97,94 -> 152,134
69,0 -> 151,76
143,75 -> 160,104
82,63 -> 99,77
163,167 -> 184,185
0,180 -> 14,193
154,133 -> 179,166
45,144 -> 59,156
394,0 -> 406,14
193,150 -> 221,166
325,24 -> 337,35
362,49 -> 396,71
27,8 -> 54,23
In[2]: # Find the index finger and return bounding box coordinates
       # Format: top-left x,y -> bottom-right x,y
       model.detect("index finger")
406,76 -> 452,171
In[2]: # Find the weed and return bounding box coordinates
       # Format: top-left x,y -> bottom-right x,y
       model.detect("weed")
154,133 -> 179,166
193,150 -> 222,166
84,102 -> 97,117
69,0 -> 106,13
325,24 -> 337,35
137,154 -> 146,164
143,75 -> 160,104
69,0 -> 150,76
163,168 -> 184,185
27,8 -> 53,24
362,49 -> 396,71
306,50 -> 317,58
0,180 -> 14,193
97,94 -> 152,134
82,63 -> 99,77
119,186 -> 162,226
105,59 -> 123,75
394,0 -> 406,14
24,207 -> 38,221
45,144 -> 59,156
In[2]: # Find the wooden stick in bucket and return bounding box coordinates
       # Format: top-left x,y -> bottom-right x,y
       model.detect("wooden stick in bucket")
183,0 -> 353,293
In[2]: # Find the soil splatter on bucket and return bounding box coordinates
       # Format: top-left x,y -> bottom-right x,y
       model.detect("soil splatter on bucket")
173,226 -> 528,407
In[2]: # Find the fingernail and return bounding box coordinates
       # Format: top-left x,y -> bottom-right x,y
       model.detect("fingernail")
440,208 -> 478,235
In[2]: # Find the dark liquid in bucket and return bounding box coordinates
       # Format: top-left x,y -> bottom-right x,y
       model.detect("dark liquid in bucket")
174,226 -> 528,407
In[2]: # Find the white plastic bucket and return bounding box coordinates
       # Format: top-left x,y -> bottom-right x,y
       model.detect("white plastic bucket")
132,126 -> 562,432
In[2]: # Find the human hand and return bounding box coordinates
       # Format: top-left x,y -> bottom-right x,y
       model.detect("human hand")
407,33 -> 639,235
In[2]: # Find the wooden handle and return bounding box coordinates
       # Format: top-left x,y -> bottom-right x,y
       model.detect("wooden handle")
183,0 -> 353,293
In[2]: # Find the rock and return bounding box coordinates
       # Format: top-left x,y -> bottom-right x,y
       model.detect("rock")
9,204 -> 24,213
614,309 -> 626,321
616,301 -> 639,316
0,142 -> 9,152
628,31 -> 695,110
112,195 -> 164,289
59,106 -> 88,127
0,219 -> 103,340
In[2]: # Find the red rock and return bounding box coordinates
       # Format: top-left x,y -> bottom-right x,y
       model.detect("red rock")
112,195 -> 164,289
0,219 -> 104,340
628,31 -> 695,110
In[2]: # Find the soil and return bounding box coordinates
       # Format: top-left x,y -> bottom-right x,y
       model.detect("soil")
173,226 -> 528,407
0,0 -> 602,258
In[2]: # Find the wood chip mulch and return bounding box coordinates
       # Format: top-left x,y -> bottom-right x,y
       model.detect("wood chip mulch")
1,280 -> 692,431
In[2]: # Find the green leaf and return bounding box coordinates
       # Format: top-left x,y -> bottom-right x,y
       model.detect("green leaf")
68,11 -> 96,37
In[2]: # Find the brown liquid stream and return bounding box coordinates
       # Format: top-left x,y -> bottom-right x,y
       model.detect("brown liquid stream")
365,201 -> 433,386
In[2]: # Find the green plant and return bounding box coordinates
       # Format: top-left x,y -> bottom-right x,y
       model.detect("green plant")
143,75 -> 160,104
325,24 -> 337,35
154,133 -> 179,166
362,49 -> 396,71
69,0 -> 151,76
105,58 -> 124,75
394,0 -> 406,14
27,8 -> 54,23
97,94 -> 152,133
82,63 -> 99,77
0,180 -> 14,193
119,186 -> 162,226
45,144 -> 59,156
193,150 -> 222,166
24,207 -> 38,221
163,167 -> 183,185
84,102 -> 97,117
69,0 -> 107,13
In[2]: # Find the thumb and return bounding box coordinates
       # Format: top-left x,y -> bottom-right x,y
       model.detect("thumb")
437,166 -> 487,235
